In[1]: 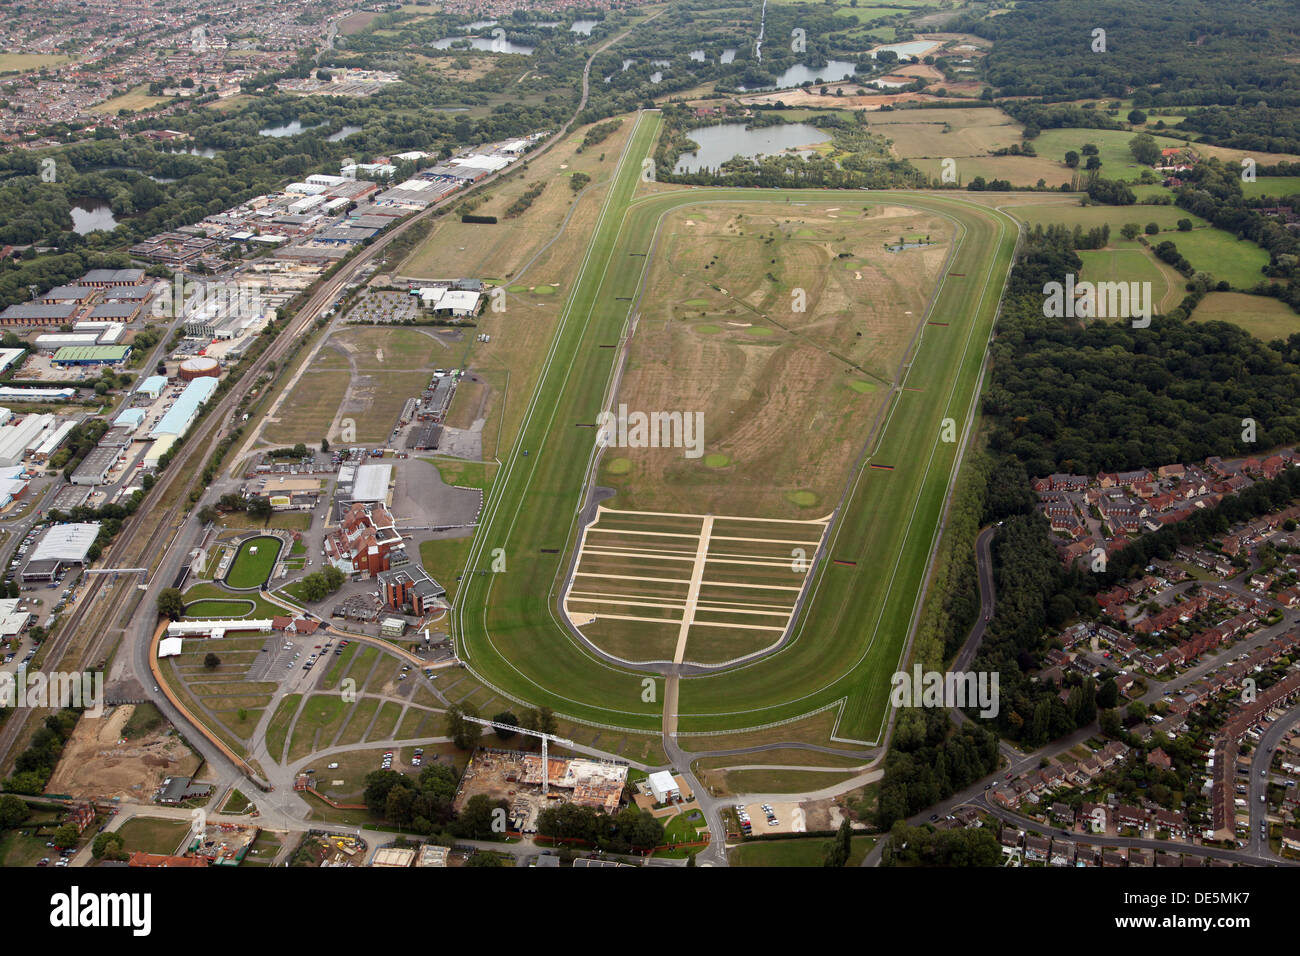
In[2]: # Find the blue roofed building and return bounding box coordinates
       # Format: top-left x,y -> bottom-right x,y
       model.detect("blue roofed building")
138,375 -> 168,399
151,376 -> 218,440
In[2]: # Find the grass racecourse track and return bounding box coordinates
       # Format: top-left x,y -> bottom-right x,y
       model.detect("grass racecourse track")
451,111 -> 1018,744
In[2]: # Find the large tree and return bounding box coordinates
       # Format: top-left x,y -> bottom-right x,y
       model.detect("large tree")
156,587 -> 185,620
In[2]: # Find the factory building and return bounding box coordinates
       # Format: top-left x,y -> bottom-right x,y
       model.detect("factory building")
150,376 -> 218,440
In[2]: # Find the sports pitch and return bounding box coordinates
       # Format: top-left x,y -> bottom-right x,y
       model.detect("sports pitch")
450,111 -> 1019,745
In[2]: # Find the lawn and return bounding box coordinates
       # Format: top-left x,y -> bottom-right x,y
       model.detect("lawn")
185,599 -> 257,618
183,581 -> 284,619
114,817 -> 191,856
1191,292 -> 1300,342
265,694 -> 301,762
729,834 -> 876,867
420,536 -> 475,603
225,536 -> 283,589
222,789 -> 253,813
287,694 -> 351,762
424,457 -> 497,491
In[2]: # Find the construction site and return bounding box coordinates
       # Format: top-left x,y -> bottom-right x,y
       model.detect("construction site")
453,748 -> 630,833
45,703 -> 202,802
296,833 -> 368,867
188,822 -> 259,865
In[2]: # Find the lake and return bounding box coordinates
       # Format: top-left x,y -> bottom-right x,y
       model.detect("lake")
674,122 -> 830,174
258,120 -> 324,137
70,199 -> 119,234
741,59 -> 857,91
432,36 -> 535,54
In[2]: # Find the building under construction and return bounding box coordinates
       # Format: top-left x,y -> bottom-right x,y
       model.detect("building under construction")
188,822 -> 259,866
453,748 -> 629,833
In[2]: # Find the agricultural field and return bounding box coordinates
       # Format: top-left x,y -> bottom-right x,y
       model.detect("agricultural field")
1008,199 -> 1199,234
872,107 -> 1065,185
1191,292 -> 1300,342
1006,200 -> 1268,289
452,112 -> 1019,743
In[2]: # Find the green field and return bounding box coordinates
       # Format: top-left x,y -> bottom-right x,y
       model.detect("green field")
185,599 -> 257,618
1158,230 -> 1270,289
1239,176 -> 1300,200
226,536 -> 283,589
1076,248 -> 1182,313
1191,292 -> 1300,342
450,111 -> 1018,743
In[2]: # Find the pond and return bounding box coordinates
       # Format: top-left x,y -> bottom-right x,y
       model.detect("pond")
327,125 -> 362,142
183,146 -> 219,158
570,19 -> 598,35
461,19 -> 497,31
741,59 -> 857,91
258,119 -> 324,137
432,36 -> 535,54
70,199 -> 119,234
674,122 -> 830,174
721,48 -> 737,64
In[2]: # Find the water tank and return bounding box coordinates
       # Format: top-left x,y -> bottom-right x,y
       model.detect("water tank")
178,356 -> 220,381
